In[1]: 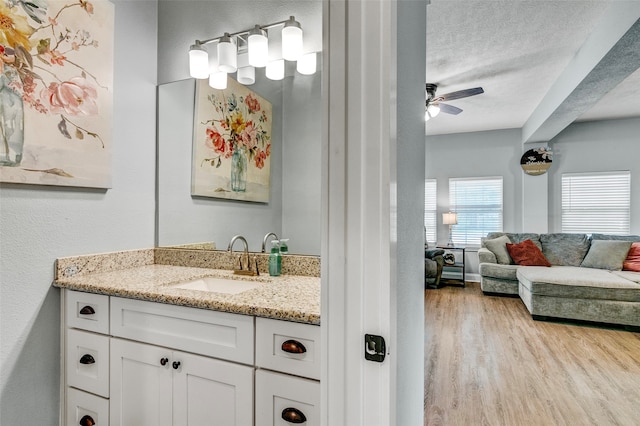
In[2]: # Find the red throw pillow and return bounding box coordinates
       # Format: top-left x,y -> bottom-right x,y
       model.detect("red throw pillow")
623,242 -> 640,272
506,239 -> 552,267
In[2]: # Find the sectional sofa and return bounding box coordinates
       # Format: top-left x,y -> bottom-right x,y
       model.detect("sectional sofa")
478,232 -> 640,328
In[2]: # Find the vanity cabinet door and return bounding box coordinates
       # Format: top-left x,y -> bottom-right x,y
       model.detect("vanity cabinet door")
110,338 -> 173,426
173,351 -> 254,426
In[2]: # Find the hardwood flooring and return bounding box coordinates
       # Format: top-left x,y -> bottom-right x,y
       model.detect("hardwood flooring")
424,282 -> 640,426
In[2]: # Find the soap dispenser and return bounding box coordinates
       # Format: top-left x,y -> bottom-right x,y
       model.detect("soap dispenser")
268,240 -> 282,276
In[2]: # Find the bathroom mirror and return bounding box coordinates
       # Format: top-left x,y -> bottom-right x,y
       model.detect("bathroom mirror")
156,1 -> 322,255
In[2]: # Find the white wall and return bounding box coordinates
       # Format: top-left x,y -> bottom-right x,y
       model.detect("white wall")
0,1 -> 158,423
549,117 -> 640,234
426,128 -> 524,243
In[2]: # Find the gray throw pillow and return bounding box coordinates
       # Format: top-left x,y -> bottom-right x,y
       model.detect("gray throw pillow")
581,240 -> 633,271
484,235 -> 512,265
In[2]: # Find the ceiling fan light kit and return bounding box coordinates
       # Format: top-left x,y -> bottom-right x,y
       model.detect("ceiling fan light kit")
425,83 -> 484,121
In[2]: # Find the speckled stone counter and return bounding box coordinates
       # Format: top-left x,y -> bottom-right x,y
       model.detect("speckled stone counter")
53,248 -> 320,325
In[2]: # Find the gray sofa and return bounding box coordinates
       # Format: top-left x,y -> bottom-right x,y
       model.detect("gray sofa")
479,232 -> 640,328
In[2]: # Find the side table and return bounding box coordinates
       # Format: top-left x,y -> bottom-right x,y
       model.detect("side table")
436,246 -> 466,287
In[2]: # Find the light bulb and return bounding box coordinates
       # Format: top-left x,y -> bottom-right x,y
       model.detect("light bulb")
282,16 -> 303,61
189,44 -> 209,79
296,52 -> 316,75
237,66 -> 255,85
217,33 -> 237,73
425,103 -> 440,121
266,59 -> 285,80
248,25 -> 268,68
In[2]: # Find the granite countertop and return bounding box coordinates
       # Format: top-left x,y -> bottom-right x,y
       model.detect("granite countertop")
54,260 -> 320,325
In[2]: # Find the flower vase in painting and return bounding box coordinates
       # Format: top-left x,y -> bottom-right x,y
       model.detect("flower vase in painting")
192,77 -> 272,202
0,0 -> 114,188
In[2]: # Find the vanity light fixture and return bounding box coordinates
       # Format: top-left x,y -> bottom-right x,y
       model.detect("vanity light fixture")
188,16 -> 317,85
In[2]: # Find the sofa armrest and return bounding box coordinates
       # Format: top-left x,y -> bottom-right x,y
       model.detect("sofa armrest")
478,247 -> 497,264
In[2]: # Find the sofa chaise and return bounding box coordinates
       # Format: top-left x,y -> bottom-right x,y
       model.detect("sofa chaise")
479,232 -> 640,328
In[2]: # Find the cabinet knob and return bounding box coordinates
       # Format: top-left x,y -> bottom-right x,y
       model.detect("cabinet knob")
281,407 -> 307,423
79,305 -> 95,315
160,357 -> 169,366
172,361 -> 181,370
281,339 -> 307,354
79,414 -> 95,426
79,354 -> 95,365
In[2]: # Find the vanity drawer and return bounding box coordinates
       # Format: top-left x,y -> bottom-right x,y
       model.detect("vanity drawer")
255,369 -> 320,426
255,317 -> 320,380
110,296 -> 255,365
66,290 -> 110,334
66,328 -> 110,398
66,387 -> 109,426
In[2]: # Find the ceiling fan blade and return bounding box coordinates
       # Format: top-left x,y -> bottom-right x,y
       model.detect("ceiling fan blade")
438,87 -> 484,102
438,103 -> 462,115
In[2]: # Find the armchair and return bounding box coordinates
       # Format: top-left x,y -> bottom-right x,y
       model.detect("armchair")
425,248 -> 445,289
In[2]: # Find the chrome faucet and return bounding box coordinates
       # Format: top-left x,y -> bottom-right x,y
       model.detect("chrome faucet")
228,235 -> 249,270
262,232 -> 279,253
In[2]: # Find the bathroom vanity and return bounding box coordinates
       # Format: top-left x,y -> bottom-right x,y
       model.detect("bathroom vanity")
54,248 -> 320,426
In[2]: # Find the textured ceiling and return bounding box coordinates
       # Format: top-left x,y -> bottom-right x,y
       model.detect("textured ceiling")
424,0 -> 640,136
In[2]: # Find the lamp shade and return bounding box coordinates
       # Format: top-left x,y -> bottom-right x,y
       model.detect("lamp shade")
443,212 -> 458,225
248,25 -> 268,68
208,70 -> 227,90
282,16 -> 303,61
217,33 -> 237,73
237,66 -> 255,85
265,59 -> 285,80
296,52 -> 317,75
189,44 -> 209,79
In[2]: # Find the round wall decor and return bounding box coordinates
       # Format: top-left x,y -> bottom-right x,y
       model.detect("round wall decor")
520,147 -> 552,176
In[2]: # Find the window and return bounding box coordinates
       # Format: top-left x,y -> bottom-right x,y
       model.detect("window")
424,179 -> 437,245
449,177 -> 503,245
562,171 -> 630,234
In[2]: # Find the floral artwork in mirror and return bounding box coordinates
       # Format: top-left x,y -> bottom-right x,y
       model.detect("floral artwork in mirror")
0,0 -> 114,188
192,77 -> 272,202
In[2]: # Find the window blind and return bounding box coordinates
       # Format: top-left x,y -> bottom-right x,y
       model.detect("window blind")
561,171 -> 630,234
424,179 -> 437,245
449,177 -> 503,245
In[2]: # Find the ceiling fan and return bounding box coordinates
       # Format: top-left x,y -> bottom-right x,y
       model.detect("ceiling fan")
425,83 -> 484,121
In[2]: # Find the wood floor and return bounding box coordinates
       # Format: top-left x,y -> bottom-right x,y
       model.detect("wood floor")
424,282 -> 640,426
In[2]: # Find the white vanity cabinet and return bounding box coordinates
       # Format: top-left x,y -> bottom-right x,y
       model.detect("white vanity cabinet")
62,289 -> 320,426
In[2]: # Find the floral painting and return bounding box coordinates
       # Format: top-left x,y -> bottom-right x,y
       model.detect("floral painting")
0,0 -> 113,188
192,77 -> 272,202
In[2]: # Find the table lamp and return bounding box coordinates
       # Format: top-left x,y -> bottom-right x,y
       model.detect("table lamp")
442,212 -> 458,247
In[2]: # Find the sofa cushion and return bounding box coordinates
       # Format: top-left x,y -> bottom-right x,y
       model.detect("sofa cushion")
506,239 -> 551,267
611,270 -> 640,284
517,266 -> 640,302
623,242 -> 640,272
486,232 -> 542,250
539,233 -> 590,266
479,263 -> 519,281
580,240 -> 632,271
484,235 -> 512,264
591,233 -> 640,242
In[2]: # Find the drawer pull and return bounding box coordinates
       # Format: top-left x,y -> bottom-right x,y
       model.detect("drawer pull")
79,414 -> 95,426
160,357 -> 169,366
172,361 -> 181,370
79,354 -> 95,365
79,305 -> 95,315
281,407 -> 307,423
281,339 -> 307,354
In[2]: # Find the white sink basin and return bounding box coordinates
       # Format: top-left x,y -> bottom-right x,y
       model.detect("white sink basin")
172,276 -> 262,295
